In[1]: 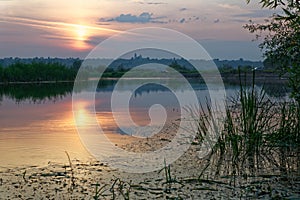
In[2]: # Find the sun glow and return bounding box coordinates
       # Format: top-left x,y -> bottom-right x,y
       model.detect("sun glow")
72,24 -> 90,50
75,25 -> 87,41
1,16 -> 123,51
73,101 -> 91,127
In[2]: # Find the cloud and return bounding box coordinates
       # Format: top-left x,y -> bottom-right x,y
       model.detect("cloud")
100,12 -> 202,25
233,9 -> 278,18
173,16 -> 200,24
99,12 -> 167,24
117,13 -> 151,23
86,36 -> 107,46
214,19 -> 220,23
2,15 -> 121,34
42,35 -> 75,42
232,19 -> 248,23
179,18 -> 185,23
218,3 -> 241,10
179,8 -> 187,12
136,1 -> 166,5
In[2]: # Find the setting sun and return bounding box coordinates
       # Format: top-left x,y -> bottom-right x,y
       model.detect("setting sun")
75,25 -> 88,41
72,24 -> 90,50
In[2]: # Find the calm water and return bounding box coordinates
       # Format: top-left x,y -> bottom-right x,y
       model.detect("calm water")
0,80 -> 287,168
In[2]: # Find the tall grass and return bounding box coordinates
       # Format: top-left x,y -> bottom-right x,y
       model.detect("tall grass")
267,100 -> 300,177
193,68 -> 300,182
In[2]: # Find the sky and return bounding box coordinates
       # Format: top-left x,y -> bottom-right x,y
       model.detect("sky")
0,0 -> 279,60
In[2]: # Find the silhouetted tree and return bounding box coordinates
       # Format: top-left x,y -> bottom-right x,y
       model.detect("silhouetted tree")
245,0 -> 300,101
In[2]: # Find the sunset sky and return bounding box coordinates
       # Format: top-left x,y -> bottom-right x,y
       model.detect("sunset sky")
0,0 -> 278,60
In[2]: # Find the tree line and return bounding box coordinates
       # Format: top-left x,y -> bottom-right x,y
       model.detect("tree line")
0,62 -> 79,83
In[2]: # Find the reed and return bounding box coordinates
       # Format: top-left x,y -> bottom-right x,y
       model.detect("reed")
92,183 -> 107,200
193,67 -> 299,183
266,100 -> 300,177
110,178 -> 132,200
65,151 -> 76,190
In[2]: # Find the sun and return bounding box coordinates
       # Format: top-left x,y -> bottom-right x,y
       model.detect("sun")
72,24 -> 91,50
75,25 -> 87,41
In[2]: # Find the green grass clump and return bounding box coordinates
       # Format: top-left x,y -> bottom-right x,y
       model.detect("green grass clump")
191,67 -> 299,183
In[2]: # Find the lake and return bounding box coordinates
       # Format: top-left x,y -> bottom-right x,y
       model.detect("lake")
0,79 -> 288,168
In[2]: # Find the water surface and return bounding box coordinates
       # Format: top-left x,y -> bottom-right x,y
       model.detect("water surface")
0,80 -> 287,168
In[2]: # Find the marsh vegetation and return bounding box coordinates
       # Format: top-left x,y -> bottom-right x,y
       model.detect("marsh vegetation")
192,70 -> 299,194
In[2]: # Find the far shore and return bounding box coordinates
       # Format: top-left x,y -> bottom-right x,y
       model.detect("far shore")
0,72 -> 288,85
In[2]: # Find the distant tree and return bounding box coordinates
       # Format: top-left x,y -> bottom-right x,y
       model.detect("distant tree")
117,65 -> 126,72
0,65 -> 3,82
244,0 -> 300,101
0,62 -> 81,83
169,61 -> 188,72
219,64 -> 237,73
72,59 -> 82,70
238,65 -> 253,73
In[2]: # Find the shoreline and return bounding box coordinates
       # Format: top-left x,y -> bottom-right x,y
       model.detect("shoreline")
0,72 -> 288,85
0,121 -> 299,199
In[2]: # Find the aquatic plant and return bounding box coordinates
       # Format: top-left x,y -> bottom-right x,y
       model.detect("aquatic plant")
192,68 -> 299,184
